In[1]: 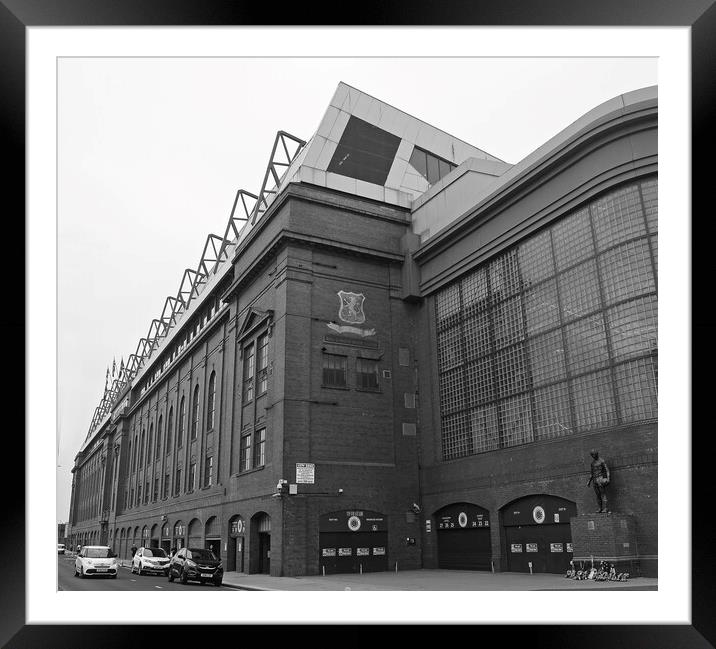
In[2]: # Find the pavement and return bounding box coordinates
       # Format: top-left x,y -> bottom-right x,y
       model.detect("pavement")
217,569 -> 657,591
63,553 -> 654,591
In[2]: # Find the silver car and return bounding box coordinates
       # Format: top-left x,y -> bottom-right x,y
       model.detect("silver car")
131,546 -> 171,575
74,545 -> 118,578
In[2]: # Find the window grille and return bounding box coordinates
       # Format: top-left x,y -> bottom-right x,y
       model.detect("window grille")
356,357 -> 379,390
434,179 -> 658,461
322,353 -> 347,387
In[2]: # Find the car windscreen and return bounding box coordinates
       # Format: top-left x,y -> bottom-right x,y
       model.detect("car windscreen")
188,549 -> 217,561
84,548 -> 112,558
143,548 -> 167,558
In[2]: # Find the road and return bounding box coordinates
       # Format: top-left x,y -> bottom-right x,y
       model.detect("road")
57,554 -> 235,591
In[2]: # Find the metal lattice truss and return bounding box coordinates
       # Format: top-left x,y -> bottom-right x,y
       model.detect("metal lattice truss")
84,130 -> 306,441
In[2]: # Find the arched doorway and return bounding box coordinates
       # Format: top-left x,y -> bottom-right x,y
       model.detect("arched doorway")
501,494 -> 577,574
227,515 -> 245,572
150,523 -> 159,548
204,516 -> 221,558
188,518 -> 202,549
173,521 -> 185,550
319,510 -> 388,574
435,502 -> 492,570
251,512 -> 271,574
160,522 -> 172,554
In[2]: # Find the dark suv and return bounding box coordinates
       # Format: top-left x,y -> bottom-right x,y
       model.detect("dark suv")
167,547 -> 223,586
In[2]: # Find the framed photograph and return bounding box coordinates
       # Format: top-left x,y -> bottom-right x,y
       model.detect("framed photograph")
7,1 -> 711,645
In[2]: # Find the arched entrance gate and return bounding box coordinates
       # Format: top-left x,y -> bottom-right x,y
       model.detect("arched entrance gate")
227,516 -> 245,573
435,502 -> 492,570
501,494 -> 577,574
319,510 -> 388,574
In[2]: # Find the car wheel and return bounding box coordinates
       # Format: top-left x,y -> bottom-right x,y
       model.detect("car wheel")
180,568 -> 188,585
138,563 -> 143,576
213,578 -> 222,587
112,574 -> 118,579
79,567 -> 85,579
168,569 -> 174,582
74,566 -> 78,577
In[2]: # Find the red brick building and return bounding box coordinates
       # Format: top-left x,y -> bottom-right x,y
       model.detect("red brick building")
68,83 -> 658,577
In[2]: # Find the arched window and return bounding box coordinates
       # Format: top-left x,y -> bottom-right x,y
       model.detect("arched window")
191,385 -> 200,440
207,372 -> 216,431
156,416 -> 163,459
166,407 -> 173,453
147,424 -> 153,465
178,397 -> 185,447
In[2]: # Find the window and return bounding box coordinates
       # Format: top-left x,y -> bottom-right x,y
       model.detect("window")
153,478 -> 159,501
136,485 -> 142,505
166,407 -> 173,453
144,482 -> 149,504
177,397 -> 185,447
191,385 -> 200,440
239,434 -> 252,472
326,115 -> 401,186
147,425 -> 153,464
174,468 -> 182,496
139,430 -> 145,467
257,334 -> 269,395
253,429 -> 266,468
356,357 -> 379,390
188,462 -> 196,492
130,488 -> 134,507
203,456 -> 214,487
243,343 -> 255,401
129,440 -> 133,472
207,372 -> 217,430
322,353 -> 347,387
435,179 -> 658,461
163,473 -> 169,499
156,416 -> 163,459
409,146 -> 457,186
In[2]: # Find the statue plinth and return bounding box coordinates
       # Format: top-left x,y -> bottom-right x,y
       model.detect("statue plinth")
569,513 -> 640,576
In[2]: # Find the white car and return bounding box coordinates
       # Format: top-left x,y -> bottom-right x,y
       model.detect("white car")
131,546 -> 171,575
74,545 -> 118,579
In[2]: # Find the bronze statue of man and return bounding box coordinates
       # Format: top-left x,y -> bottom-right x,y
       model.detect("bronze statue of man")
587,449 -> 610,513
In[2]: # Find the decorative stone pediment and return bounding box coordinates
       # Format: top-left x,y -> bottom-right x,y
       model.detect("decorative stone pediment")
237,308 -> 273,343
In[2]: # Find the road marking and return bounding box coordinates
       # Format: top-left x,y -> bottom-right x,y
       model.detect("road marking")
131,579 -> 136,582
155,586 -> 163,589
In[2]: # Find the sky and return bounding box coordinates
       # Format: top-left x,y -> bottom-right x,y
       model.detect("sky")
56,56 -> 657,522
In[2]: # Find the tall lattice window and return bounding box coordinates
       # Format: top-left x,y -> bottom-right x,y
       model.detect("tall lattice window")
243,343 -> 255,401
191,385 -> 200,441
257,334 -> 269,396
177,398 -> 185,448
207,372 -> 216,430
435,179 -> 658,461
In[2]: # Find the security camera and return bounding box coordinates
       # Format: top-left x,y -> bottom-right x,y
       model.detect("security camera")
411,503 -> 421,514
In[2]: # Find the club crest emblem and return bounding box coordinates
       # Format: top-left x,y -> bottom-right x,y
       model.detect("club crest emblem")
337,291 -> 366,324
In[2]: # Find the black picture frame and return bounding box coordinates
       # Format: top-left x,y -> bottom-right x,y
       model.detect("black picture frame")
4,1 -> 712,646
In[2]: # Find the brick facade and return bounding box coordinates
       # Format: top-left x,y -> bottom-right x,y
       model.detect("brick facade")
68,89 -> 658,578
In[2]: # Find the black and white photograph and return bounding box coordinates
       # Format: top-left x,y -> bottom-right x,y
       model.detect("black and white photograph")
56,56 -> 663,596
14,15 -> 703,640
